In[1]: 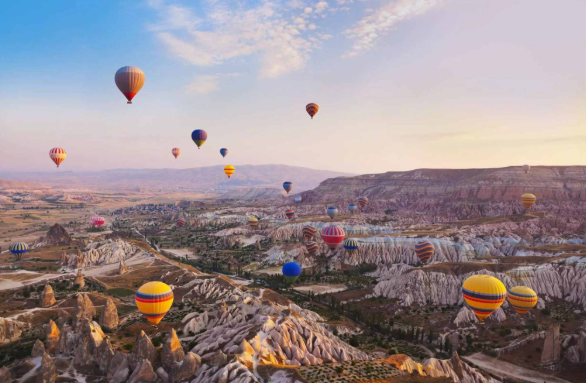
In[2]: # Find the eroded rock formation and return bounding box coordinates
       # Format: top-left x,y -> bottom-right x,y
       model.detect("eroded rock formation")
41,285 -> 56,308
98,297 -> 119,329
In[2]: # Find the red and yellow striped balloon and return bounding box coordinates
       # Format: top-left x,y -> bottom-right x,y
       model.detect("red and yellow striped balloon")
49,148 -> 67,167
306,103 -> 319,119
462,275 -> 506,322
508,286 -> 538,316
115,66 -> 145,104
520,193 -> 536,209
224,165 -> 235,178
321,225 -> 345,250
135,282 -> 174,325
172,148 -> 181,159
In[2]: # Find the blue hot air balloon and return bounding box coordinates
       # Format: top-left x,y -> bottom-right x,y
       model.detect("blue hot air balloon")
327,207 -> 338,220
191,129 -> 207,149
343,238 -> 359,254
10,242 -> 29,259
283,182 -> 293,194
294,195 -> 302,203
220,148 -> 228,158
282,262 -> 302,284
348,204 -> 358,214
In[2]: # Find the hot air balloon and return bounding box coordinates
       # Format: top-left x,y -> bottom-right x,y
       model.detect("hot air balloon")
10,242 -> 28,259
285,209 -> 295,220
294,195 -> 302,204
191,129 -> 207,149
283,182 -> 293,194
90,216 -> 105,228
248,217 -> 259,228
172,148 -> 181,159
302,225 -> 317,241
220,148 -> 228,158
115,66 -> 145,104
321,225 -> 345,250
305,241 -> 318,255
523,164 -> 531,174
327,207 -> 338,220
348,204 -> 358,214
508,286 -> 538,316
358,196 -> 369,209
343,238 -> 359,254
224,165 -> 235,178
306,103 -> 319,119
282,262 -> 302,284
176,218 -> 186,228
462,275 -> 506,322
520,193 -> 536,210
135,281 -> 174,325
415,240 -> 435,265
49,148 -> 67,168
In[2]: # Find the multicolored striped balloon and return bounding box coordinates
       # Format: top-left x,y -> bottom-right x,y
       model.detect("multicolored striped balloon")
327,207 -> 338,220
321,225 -> 345,250
508,286 -> 538,316
358,196 -> 369,209
248,217 -> 258,227
305,241 -> 318,255
49,148 -> 67,168
302,225 -> 317,241
224,165 -> 235,178
135,282 -> 174,325
172,148 -> 181,159
115,66 -> 145,104
343,238 -> 359,253
520,193 -> 536,209
462,275 -> 506,322
176,218 -> 186,228
283,182 -> 293,194
285,209 -> 295,220
10,242 -> 29,258
415,240 -> 434,265
348,204 -> 358,214
220,148 -> 228,158
282,262 -> 302,284
306,103 -> 319,119
191,129 -> 207,149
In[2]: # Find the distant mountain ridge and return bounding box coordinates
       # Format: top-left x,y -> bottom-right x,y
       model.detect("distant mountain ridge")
302,166 -> 586,202
0,165 -> 353,193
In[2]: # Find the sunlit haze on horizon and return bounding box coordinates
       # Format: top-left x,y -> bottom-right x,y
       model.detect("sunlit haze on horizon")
1,0 -> 586,174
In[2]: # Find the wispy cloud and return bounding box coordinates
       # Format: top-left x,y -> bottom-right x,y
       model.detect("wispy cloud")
343,0 -> 443,57
185,73 -> 241,95
149,0 -> 329,79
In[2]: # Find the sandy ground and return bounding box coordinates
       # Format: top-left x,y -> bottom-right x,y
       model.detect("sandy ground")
463,353 -> 573,383
294,284 -> 348,295
165,248 -> 199,260
252,266 -> 283,275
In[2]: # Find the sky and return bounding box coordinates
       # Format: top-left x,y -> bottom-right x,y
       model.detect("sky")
1,0 -> 586,174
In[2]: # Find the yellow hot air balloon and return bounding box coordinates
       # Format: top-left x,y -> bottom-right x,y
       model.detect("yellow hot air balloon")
135,282 -> 174,325
224,165 -> 235,178
520,193 -> 536,209
508,286 -> 538,316
462,275 -> 506,322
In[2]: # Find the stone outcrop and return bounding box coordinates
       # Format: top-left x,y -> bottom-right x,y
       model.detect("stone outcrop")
44,320 -> 60,355
32,339 -> 45,357
57,308 -> 71,326
59,251 -> 67,266
75,250 -> 84,269
36,352 -> 57,383
74,319 -> 105,367
74,269 -> 85,288
108,351 -> 129,382
119,260 -> 128,275
83,239 -> 137,267
44,223 -> 71,246
0,317 -> 26,344
98,297 -> 119,329
41,285 -> 56,308
541,323 -> 561,369
127,359 -> 157,383
425,352 -> 498,383
73,293 -> 96,325
0,366 -> 11,383
129,330 -> 156,370
162,329 -> 185,369
97,336 -> 115,373
171,352 -> 201,383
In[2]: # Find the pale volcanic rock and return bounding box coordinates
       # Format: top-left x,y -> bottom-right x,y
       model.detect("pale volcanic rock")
453,307 -> 479,326
32,339 -> 45,357
82,239 -> 138,266
162,329 -> 185,369
74,269 -> 85,288
74,319 -> 105,367
73,293 -> 96,325
0,317 -> 26,344
127,359 -> 157,383
57,325 -> 77,355
119,259 -> 128,274
59,251 -> 67,266
0,366 -> 11,383
107,351 -> 129,381
97,336 -> 115,373
130,330 -> 157,370
191,360 -> 260,383
36,352 -> 57,383
541,323 -> 561,366
170,352 -> 201,383
425,352 -> 499,383
44,320 -> 60,354
41,285 -> 56,308
57,308 -> 71,326
98,297 -> 119,329
182,276 -> 245,303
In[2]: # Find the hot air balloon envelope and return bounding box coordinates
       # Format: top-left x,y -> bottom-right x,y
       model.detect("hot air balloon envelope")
115,66 -> 145,104
176,218 -> 186,228
520,193 -> 536,209
224,165 -> 235,178
282,262 -> 302,283
191,130 -> 208,149
10,242 -> 29,257
248,217 -> 259,227
305,241 -> 318,255
220,148 -> 228,158
306,103 -> 319,119
49,148 -> 67,168
348,204 -> 357,214
294,195 -> 302,203
508,286 -> 538,316
135,282 -> 174,325
327,207 -> 338,220
358,196 -> 369,209
462,275 -> 506,322
285,209 -> 295,220
283,182 -> 293,194
302,225 -> 317,241
172,148 -> 181,159
523,164 -> 531,174
343,238 -> 359,253
415,240 -> 434,265
322,225 -> 345,250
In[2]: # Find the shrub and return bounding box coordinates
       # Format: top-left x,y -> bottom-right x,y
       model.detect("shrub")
123,344 -> 133,351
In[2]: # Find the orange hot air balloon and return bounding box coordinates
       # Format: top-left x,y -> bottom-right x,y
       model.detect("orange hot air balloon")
224,165 -> 235,178
135,282 -> 174,325
49,148 -> 67,167
520,193 -> 536,209
172,148 -> 181,159
115,66 -> 145,104
306,103 -> 319,119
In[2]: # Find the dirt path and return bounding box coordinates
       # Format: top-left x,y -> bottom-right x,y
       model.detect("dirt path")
463,353 -> 573,383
